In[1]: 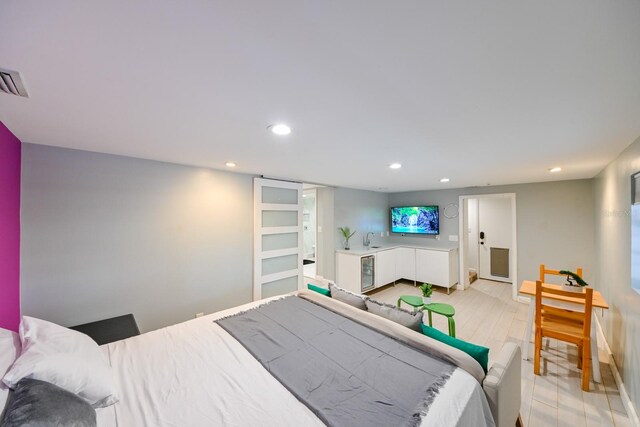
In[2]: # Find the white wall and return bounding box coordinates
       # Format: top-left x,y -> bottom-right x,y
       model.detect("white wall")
20,144 -> 254,332
315,187 -> 335,281
594,135 -> 640,414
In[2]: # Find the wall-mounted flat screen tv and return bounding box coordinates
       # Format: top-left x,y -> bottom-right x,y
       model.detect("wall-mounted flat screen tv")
390,206 -> 439,235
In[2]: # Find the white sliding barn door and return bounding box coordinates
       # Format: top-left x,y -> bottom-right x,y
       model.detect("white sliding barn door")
253,178 -> 304,300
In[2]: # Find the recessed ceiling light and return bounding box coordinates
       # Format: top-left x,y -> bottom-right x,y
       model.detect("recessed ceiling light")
549,167 -> 562,173
389,163 -> 402,169
225,161 -> 236,168
268,124 -> 292,135
302,194 -> 307,198
440,178 -> 450,183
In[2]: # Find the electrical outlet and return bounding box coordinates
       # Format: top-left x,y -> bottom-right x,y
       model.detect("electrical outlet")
449,235 -> 459,242
195,312 -> 204,318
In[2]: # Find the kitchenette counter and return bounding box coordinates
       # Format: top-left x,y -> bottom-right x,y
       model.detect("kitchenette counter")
335,243 -> 458,256
335,243 -> 460,294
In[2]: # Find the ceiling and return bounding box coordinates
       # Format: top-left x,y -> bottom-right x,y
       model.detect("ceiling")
1,1 -> 640,192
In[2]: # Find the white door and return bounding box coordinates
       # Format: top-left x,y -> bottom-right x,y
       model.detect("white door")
254,178 -> 303,300
466,199 -> 479,274
478,198 -> 513,282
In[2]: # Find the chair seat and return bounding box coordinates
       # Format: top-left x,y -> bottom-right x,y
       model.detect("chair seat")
398,295 -> 424,308
424,302 -> 455,317
423,303 -> 456,337
541,317 -> 584,341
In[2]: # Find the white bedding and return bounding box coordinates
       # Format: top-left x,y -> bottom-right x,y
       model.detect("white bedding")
97,296 -> 495,427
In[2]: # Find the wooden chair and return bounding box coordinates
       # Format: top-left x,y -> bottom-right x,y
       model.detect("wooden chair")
534,280 -> 593,391
539,264 -> 583,282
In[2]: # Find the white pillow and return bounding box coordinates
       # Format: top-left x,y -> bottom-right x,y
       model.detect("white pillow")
3,316 -> 118,408
0,327 -> 21,411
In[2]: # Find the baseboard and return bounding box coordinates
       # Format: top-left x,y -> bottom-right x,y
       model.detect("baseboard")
594,316 -> 640,427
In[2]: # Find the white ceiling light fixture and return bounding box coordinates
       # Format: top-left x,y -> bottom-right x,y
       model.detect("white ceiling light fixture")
549,167 -> 562,173
225,161 -> 237,167
440,178 -> 450,183
268,124 -> 292,136
389,163 -> 402,169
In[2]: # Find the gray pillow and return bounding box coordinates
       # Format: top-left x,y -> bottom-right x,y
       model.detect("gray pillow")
1,378 -> 96,427
365,298 -> 423,332
328,283 -> 367,310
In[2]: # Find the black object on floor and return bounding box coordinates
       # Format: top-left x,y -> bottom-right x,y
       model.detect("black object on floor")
303,259 -> 315,265
70,314 -> 140,345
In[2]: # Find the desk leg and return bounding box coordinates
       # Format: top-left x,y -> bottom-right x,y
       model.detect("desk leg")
522,298 -> 535,360
591,313 -> 601,383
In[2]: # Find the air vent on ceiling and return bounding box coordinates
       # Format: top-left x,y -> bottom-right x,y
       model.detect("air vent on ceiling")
0,68 -> 29,98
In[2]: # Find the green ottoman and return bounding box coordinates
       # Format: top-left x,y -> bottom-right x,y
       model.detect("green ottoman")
423,303 -> 456,337
397,295 -> 424,311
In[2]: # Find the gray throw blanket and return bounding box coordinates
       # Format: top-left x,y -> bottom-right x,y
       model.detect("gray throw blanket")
216,296 -> 455,427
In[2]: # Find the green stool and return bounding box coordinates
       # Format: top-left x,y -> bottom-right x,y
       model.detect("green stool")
423,303 -> 456,337
397,295 -> 424,312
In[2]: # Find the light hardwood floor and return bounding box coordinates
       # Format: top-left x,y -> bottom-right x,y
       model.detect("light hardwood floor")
364,279 -> 631,427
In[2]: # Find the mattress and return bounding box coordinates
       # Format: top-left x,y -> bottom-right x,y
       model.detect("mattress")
96,294 -> 495,427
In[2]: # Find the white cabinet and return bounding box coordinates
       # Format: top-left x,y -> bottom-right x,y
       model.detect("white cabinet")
337,246 -> 458,294
335,253 -> 362,294
416,248 -> 459,292
397,247 -> 416,281
375,249 -> 397,288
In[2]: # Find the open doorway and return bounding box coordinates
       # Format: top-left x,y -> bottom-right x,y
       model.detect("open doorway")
459,193 -> 518,299
302,186 -> 318,279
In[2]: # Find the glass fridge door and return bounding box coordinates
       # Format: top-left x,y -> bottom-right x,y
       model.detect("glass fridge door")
361,255 -> 375,292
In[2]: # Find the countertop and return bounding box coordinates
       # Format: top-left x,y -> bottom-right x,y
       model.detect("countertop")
335,244 -> 458,256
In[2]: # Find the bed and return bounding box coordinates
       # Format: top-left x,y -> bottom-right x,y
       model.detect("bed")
91,290 -> 521,427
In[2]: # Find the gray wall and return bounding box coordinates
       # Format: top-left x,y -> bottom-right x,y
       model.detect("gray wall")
316,187 -> 335,281
20,144 -> 254,332
594,135 -> 640,412
390,180 -> 596,286
334,187 -> 390,250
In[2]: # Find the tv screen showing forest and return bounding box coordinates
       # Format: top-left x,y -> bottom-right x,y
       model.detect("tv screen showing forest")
390,206 -> 439,235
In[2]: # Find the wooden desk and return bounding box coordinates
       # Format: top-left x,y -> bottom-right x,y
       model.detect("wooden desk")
519,280 -> 609,383
519,280 -> 608,309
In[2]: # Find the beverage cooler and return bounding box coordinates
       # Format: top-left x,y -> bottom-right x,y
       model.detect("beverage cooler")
361,255 -> 375,292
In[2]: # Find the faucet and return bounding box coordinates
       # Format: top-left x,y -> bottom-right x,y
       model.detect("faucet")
363,232 -> 375,247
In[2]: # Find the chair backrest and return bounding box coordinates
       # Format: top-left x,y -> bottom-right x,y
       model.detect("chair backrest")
534,280 -> 593,339
539,264 -> 583,283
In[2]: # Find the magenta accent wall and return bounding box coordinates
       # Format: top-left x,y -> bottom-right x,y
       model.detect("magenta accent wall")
0,121 -> 21,331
